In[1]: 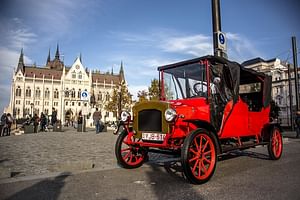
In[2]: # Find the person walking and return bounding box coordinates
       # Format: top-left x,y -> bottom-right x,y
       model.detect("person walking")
51,107 -> 57,126
32,113 -> 39,133
295,111 -> 300,138
93,108 -> 102,134
6,113 -> 13,136
40,112 -> 47,132
0,113 -> 7,136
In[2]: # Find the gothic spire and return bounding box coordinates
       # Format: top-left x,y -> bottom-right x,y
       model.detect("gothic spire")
47,48 -> 51,64
111,66 -> 114,75
55,43 -> 60,60
119,61 -> 125,81
17,48 -> 25,73
79,52 -> 82,63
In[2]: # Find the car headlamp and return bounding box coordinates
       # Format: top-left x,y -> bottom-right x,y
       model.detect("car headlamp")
164,108 -> 177,122
120,111 -> 131,122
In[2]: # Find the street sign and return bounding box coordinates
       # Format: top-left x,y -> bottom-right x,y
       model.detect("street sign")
80,91 -> 89,101
217,31 -> 227,52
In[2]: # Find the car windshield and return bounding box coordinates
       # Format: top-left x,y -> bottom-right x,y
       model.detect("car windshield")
161,63 -> 207,100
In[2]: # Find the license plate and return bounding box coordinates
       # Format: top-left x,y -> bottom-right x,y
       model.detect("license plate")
142,132 -> 166,141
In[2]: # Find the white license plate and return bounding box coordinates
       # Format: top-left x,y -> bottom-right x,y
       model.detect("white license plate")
142,132 -> 166,141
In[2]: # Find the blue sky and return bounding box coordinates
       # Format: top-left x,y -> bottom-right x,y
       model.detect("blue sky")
0,0 -> 299,112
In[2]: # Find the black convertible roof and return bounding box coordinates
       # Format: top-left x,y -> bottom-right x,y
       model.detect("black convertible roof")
158,55 -> 272,107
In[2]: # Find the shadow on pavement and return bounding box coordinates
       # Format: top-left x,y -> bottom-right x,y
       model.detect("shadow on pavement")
3,172 -> 71,200
219,150 -> 270,161
145,160 -> 205,200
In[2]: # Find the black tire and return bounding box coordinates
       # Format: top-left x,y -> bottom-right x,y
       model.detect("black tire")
115,130 -> 147,169
181,128 -> 218,184
267,127 -> 283,160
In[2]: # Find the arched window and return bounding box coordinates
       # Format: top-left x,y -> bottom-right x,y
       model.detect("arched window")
25,87 -> 31,97
16,86 -> 21,97
35,87 -> 41,98
78,71 -> 82,79
54,89 -> 59,99
45,88 -> 50,99
106,92 -> 110,101
78,89 -> 81,98
72,71 -> 76,79
98,92 -> 102,101
71,88 -> 75,98
65,88 -> 69,97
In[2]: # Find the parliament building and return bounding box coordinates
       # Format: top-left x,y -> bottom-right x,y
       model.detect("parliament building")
6,45 -> 127,126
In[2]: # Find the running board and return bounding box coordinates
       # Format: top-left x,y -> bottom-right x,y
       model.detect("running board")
221,141 -> 268,153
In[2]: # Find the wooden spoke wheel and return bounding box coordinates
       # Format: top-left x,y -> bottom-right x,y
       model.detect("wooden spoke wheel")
268,127 -> 283,160
181,129 -> 217,184
115,131 -> 148,169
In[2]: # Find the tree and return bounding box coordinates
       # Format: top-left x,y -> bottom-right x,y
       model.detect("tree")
137,90 -> 148,102
105,80 -> 132,118
148,78 -> 160,100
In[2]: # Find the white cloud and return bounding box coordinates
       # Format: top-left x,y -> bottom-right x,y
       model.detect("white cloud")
226,32 -> 264,62
161,34 -> 213,56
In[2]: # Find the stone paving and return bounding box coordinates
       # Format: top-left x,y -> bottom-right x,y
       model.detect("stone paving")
0,127 -> 119,179
0,127 -> 297,180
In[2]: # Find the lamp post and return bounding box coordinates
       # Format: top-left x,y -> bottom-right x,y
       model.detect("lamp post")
118,84 -> 122,119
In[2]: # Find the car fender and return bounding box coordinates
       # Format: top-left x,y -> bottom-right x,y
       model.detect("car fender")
183,119 -> 221,155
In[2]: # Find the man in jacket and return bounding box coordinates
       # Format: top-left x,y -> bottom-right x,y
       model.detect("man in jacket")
93,108 -> 102,134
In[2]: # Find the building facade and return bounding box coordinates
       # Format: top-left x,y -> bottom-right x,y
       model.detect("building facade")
242,57 -> 300,126
6,46 -> 127,126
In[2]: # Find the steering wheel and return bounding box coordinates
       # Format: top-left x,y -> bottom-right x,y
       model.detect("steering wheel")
193,82 -> 207,97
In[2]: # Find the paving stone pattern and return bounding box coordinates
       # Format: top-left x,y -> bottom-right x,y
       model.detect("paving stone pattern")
0,128 -> 171,179
0,127 -> 296,180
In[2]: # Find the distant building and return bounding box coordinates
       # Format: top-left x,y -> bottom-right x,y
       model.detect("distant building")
242,57 -> 300,126
5,45 -> 128,126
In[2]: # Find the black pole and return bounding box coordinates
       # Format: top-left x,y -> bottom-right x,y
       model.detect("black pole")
211,0 -> 222,57
292,36 -> 300,112
288,64 -> 294,130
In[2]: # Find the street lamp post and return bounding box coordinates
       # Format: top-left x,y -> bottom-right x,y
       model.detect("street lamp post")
118,85 -> 122,119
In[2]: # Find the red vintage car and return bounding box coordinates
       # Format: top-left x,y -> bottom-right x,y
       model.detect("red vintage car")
114,55 -> 283,184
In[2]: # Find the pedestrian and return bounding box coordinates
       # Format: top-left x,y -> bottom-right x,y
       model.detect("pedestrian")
6,113 -> 13,136
32,113 -> 39,133
93,108 -> 102,133
40,112 -> 47,132
295,111 -> 300,138
51,107 -> 57,126
0,113 -> 7,136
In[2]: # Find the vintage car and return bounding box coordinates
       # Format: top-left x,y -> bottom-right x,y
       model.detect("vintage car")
114,55 -> 283,184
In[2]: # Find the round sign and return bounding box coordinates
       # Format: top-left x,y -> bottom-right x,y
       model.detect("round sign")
219,33 -> 225,44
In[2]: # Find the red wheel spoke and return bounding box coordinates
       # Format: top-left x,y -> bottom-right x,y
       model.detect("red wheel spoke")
123,151 -> 131,160
189,148 -> 198,155
201,161 -> 207,174
192,160 -> 199,173
203,150 -> 212,156
202,140 -> 209,152
121,148 -> 131,153
198,161 -> 202,177
199,136 -> 203,152
203,156 -> 211,164
189,156 -> 198,163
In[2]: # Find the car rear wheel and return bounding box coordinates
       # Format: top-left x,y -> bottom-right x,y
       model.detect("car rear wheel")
181,129 -> 217,184
268,127 -> 283,160
115,130 -> 148,169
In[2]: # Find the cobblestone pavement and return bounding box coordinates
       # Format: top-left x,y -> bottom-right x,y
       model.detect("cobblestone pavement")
0,127 -> 297,180
0,127 -> 120,179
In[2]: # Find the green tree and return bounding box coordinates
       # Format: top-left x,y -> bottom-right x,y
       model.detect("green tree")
137,90 -> 148,102
148,78 -> 160,100
105,80 -> 132,117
